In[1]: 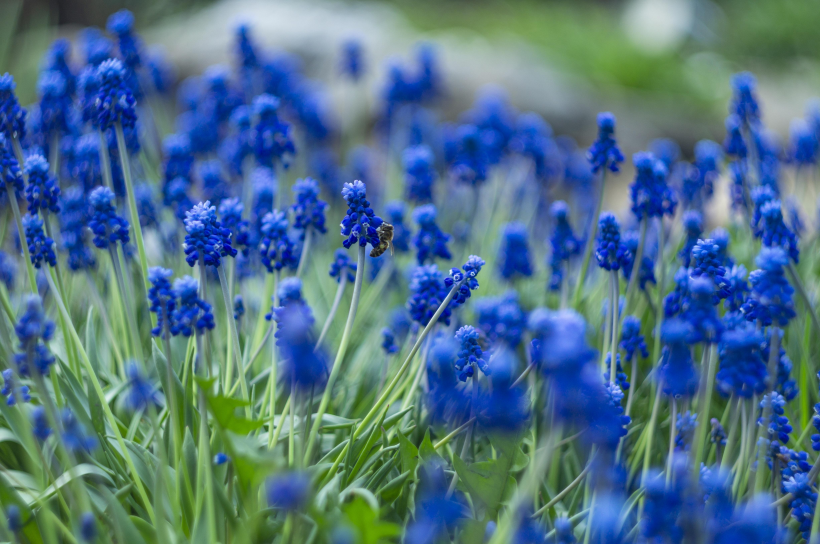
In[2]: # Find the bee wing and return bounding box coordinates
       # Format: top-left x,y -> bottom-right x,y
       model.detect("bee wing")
389,241 -> 394,256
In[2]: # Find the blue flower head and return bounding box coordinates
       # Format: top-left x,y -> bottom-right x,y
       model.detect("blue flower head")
474,290 -> 526,348
24,154 -> 60,215
148,266 -> 176,338
587,112 -> 624,174
43,38 -> 76,96
404,462 -> 469,544
233,295 -> 244,322
235,23 -> 259,70
498,221 -> 533,280
728,160 -> 747,213
548,200 -> 580,290
218,197 -> 250,256
0,251 -> 15,291
528,308 -> 595,373
750,184 -> 776,238
760,200 -> 799,263
0,73 -> 26,140
171,276 -> 214,336
274,302 -> 327,391
259,210 -> 297,272
723,264 -> 750,312
385,201 -> 411,252
69,133 -> 102,192
95,58 -> 137,129
407,264 -> 452,327
682,276 -> 724,344
1,369 -> 30,406
691,238 -> 730,302
162,133 -> 193,181
509,112 -> 561,181
59,186 -> 96,272
88,186 -> 129,249
23,213 -> 56,268
146,46 -> 174,94
466,88 -> 516,165
77,66 -> 100,127
685,140 -> 722,210
198,160 -> 228,204
381,327 -> 398,355
454,325 -> 489,381
107,10 -> 142,69
329,248 -> 356,283
604,352 -> 629,391
789,118 -> 818,166
595,212 -> 630,271
649,137 -> 680,169
675,410 -> 698,451
450,124 -> 489,186
340,38 -> 365,81
340,180 -> 383,249
61,409 -> 98,453
741,246 -> 795,327
730,72 -> 760,126
445,255 -> 485,308
403,145 -> 436,203
659,318 -> 698,398
620,315 -> 648,363
183,201 -> 236,268
679,210 -> 703,267
14,294 -> 55,377
0,134 -> 23,197
80,512 -> 96,542
125,363 -> 158,412
629,151 -> 676,220
252,94 -> 295,169
723,114 -> 747,158
31,406 -> 51,441
291,177 -> 328,236
37,70 -> 70,136
413,204 -> 451,264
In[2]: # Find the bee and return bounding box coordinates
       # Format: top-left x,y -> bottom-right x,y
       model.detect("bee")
370,222 -> 394,258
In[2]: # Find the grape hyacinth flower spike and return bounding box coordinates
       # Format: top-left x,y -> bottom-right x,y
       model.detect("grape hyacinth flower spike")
291,177 -> 328,276
573,112 -> 624,307
413,204 -> 451,265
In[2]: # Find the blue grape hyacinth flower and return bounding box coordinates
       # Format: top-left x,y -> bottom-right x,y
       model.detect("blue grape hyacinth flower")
595,212 -> 630,271
548,200 -> 580,291
95,58 -> 137,130
88,186 -> 130,249
125,363 -> 159,412
24,154 -> 60,215
498,221 -> 533,280
329,248 -> 356,284
587,112 -> 624,174
658,318 -> 698,398
148,266 -> 176,338
59,186 -> 96,272
253,94 -> 295,169
183,201 -> 236,268
403,144 -> 436,203
340,180 -> 383,250
446,255 -> 485,308
741,246 -> 795,327
23,213 -> 56,268
413,204 -> 451,265
385,200 -> 411,252
454,325 -> 489,381
259,210 -> 297,272
0,73 -> 26,140
1,369 -> 30,406
171,276 -> 215,336
291,177 -> 327,236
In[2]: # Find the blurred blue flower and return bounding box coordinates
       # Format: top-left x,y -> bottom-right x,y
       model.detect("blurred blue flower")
403,145 -> 436,203
95,59 -> 137,129
595,212 -> 629,271
498,222 -> 533,280
730,72 -> 760,126
88,186 -> 130,249
1,369 -> 30,406
474,291 -> 526,348
385,201 -> 411,252
413,204 -> 451,264
125,363 -> 159,412
148,266 -> 176,338
171,276 -> 215,336
658,318 -> 698,398
36,70 -> 70,137
259,210 -> 297,272
454,325 -> 488,381
23,213 -> 56,268
24,154 -> 60,215
340,38 -> 365,81
407,264 -> 452,327
741,247 -> 795,327
329,248 -> 356,284
450,124 -> 489,186
548,201 -> 581,291
587,112 -> 624,174
291,177 -> 327,236
0,73 -> 26,140
61,409 -> 98,453
253,94 -> 295,169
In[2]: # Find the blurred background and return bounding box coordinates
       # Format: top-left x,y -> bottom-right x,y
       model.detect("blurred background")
3,0 -> 820,161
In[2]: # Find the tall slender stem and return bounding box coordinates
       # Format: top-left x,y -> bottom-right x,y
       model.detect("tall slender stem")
110,246 -> 144,364
218,266 -> 249,407
754,328 -> 781,493
303,246 -> 366,463
97,130 -> 113,190
624,218 -> 647,310
667,397 -> 677,484
315,275 -> 348,350
320,281 -> 461,482
114,123 -> 151,310
43,268 -> 156,523
572,169 -> 606,308
609,271 -> 620,383
692,344 -> 716,477
651,217 -> 666,376
267,270 -> 282,447
296,228 -> 313,278
9,139 -> 38,293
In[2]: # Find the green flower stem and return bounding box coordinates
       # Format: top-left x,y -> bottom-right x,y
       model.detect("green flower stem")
43,268 -> 156,524
96,130 -> 114,190
303,245 -> 366,464
720,397 -> 742,471
218,266 -> 249,410
666,397 -> 677,484
9,139 -> 38,293
572,169 -> 606,308
84,271 -> 125,369
608,271 -> 620,383
250,274 -> 276,355
288,381 -> 297,467
692,344 -> 716,478
641,381 -> 664,485
109,246 -> 144,365
261,270 -> 280,430
162,331 -> 182,469
296,227 -> 313,278
320,281 -> 460,482
270,394 -> 291,449
114,123 -> 151,310
651,216 -> 666,382
754,328 -> 781,494
624,218 -> 647,311
433,417 -> 477,451
314,275 -> 348,350
532,451 -> 596,518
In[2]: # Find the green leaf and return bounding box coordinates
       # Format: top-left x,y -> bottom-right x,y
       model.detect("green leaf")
342,496 -> 401,544
377,469 -> 410,503
419,429 -> 442,463
397,431 -> 419,475
452,457 -> 516,516
197,379 -> 264,434
102,487 -> 148,544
